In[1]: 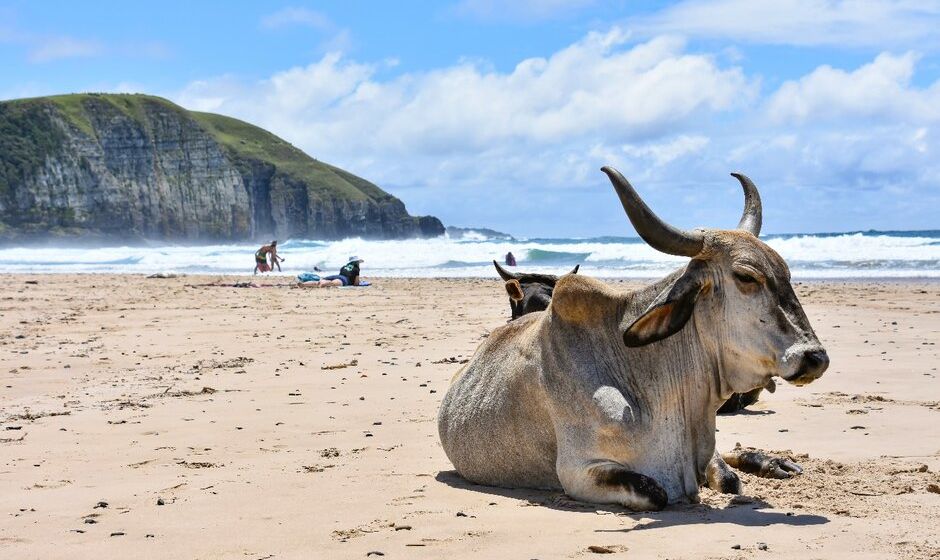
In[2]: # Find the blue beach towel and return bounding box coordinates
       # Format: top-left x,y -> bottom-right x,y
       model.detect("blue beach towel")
296,272 -> 320,283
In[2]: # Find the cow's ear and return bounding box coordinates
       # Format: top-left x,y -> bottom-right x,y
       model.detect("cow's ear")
623,260 -> 709,347
505,279 -> 524,301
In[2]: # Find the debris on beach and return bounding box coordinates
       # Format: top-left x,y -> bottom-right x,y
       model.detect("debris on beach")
587,545 -> 627,554
322,359 -> 358,370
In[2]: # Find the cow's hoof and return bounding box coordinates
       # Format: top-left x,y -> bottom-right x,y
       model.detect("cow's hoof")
709,467 -> 742,494
706,454 -> 742,494
628,472 -> 668,511
589,466 -> 668,511
721,448 -> 803,479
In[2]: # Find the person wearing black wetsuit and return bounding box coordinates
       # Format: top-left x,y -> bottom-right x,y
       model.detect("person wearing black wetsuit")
315,256 -> 363,287
338,259 -> 360,285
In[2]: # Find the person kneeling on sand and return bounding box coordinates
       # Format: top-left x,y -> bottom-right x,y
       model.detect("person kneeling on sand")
303,256 -> 363,288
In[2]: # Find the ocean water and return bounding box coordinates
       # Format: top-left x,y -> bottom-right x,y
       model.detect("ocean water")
0,230 -> 938,278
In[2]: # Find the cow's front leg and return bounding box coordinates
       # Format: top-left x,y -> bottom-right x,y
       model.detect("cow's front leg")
558,459 -> 668,511
706,450 -> 741,493
721,445 -> 802,479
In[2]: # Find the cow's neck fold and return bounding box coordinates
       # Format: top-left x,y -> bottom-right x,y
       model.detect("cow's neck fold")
613,276 -> 721,495
618,270 -> 727,421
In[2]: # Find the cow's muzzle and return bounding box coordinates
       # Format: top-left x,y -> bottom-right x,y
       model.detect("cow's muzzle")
785,349 -> 829,386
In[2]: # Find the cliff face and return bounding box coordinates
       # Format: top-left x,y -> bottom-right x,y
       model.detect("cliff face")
0,94 -> 444,242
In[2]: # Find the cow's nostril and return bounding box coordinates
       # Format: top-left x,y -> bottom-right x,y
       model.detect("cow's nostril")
802,350 -> 829,376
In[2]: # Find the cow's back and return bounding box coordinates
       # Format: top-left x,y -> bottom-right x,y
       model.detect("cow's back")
437,312 -> 560,489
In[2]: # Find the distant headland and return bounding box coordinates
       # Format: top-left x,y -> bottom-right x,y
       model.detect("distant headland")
0,93 -> 444,243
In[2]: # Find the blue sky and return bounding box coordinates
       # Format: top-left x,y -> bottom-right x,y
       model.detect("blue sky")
2,1 -> 939,237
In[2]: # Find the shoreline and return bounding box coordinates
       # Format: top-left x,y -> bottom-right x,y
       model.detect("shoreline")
3,272 -> 940,283
1,229 -> 936,281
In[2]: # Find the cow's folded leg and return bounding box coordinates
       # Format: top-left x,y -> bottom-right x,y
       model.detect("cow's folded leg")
706,450 -> 741,493
561,460 -> 668,511
721,447 -> 802,479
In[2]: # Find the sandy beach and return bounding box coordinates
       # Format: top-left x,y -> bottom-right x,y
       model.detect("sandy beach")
1,274 -> 938,559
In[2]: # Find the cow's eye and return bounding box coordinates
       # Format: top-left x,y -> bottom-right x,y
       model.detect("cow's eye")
733,271 -> 758,285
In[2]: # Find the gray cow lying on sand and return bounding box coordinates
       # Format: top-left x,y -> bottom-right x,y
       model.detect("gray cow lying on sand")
439,168 -> 829,510
491,252 -> 797,490
493,260 -> 771,415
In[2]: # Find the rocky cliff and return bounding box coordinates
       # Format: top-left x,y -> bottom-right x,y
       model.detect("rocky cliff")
0,93 -> 444,242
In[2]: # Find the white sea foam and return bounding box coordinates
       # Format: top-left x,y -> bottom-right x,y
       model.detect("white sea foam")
0,231 -> 937,278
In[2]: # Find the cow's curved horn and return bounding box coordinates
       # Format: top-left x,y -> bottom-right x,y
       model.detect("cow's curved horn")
569,264 -> 580,275
601,167 -> 703,257
731,172 -> 762,236
493,260 -> 518,281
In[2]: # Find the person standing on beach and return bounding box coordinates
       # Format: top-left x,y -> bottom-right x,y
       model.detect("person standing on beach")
254,241 -> 283,274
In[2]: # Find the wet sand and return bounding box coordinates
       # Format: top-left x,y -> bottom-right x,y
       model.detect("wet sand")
1,275 -> 939,559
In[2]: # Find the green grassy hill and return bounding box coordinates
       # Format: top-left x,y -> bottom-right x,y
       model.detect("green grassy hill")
190,110 -> 391,203
0,93 -> 443,241
3,93 -> 391,203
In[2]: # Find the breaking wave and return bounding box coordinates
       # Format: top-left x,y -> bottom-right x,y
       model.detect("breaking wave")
0,230 -> 937,278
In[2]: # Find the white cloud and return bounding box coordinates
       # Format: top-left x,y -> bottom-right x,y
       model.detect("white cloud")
628,0 -> 940,49
259,7 -> 353,54
28,36 -> 103,63
765,52 -> 940,123
912,127 -> 928,153
452,0 -> 597,22
178,53 -> 377,117
177,30 -> 748,168
622,135 -> 710,167
1,19 -> 169,64
170,29 -> 940,235
261,7 -> 333,30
